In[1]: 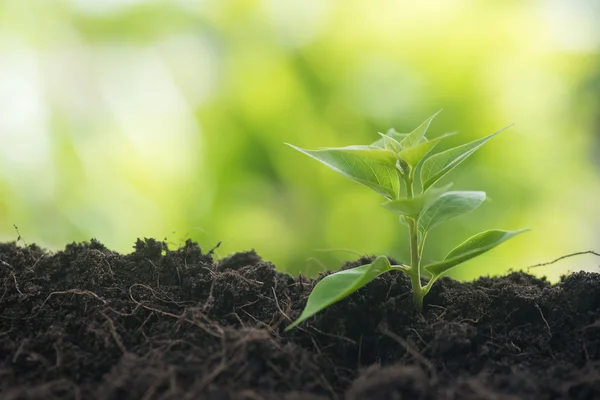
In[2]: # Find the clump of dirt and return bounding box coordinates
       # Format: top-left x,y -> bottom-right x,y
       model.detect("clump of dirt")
1,239 -> 599,399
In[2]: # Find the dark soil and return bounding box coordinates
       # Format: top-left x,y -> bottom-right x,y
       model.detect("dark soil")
1,238 -> 599,399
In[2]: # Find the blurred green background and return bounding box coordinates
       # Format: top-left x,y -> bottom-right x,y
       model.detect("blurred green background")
1,0 -> 600,280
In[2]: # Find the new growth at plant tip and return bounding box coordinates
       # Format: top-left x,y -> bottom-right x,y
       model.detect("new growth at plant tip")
285,111 -> 526,331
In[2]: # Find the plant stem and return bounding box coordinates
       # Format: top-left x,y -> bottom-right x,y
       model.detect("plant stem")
407,217 -> 423,310
404,172 -> 424,310
418,231 -> 427,260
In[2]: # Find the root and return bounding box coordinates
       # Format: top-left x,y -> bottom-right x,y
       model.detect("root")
128,284 -> 224,338
305,257 -> 327,273
380,327 -> 436,379
99,311 -> 128,355
534,303 -> 552,337
195,329 -> 272,391
270,287 -> 292,330
29,290 -> 107,319
1,260 -> 23,301
526,251 -> 600,271
129,283 -> 192,307
308,326 -> 357,345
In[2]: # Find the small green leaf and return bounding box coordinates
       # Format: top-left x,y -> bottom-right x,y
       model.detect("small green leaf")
371,129 -> 408,148
286,144 -> 401,199
423,229 -> 527,276
419,191 -> 486,232
396,132 -> 456,168
387,129 -> 409,143
400,110 -> 442,148
377,133 -> 403,154
420,125 -> 513,191
382,184 -> 452,218
285,256 -> 392,330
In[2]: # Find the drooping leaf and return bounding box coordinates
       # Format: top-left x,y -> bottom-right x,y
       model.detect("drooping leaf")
371,129 -> 408,148
423,229 -> 527,276
420,125 -> 513,191
418,191 -> 486,232
400,110 -> 442,148
382,184 -> 452,218
286,144 -> 401,199
396,132 -> 456,168
285,256 -> 392,331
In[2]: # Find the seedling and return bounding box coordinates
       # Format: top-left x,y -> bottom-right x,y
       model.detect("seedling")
285,111 -> 526,330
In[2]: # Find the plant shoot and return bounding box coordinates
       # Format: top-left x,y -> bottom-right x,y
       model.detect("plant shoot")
285,111 -> 526,330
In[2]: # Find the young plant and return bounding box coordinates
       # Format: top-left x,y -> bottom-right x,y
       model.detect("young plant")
285,111 -> 526,331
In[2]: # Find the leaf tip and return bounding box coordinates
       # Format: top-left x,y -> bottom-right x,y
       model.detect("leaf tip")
284,321 -> 300,332
494,123 -> 515,135
285,143 -> 313,156
424,108 -> 443,126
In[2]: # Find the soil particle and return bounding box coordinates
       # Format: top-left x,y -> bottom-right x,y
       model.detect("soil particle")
1,239 -> 599,399
346,364 -> 432,400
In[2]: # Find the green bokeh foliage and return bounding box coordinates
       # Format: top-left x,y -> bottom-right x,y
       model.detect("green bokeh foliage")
1,0 -> 599,280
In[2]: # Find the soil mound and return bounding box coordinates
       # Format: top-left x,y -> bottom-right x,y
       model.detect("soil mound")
1,239 -> 598,399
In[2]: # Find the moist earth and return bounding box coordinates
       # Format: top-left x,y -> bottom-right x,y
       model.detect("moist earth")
1,238 -> 599,399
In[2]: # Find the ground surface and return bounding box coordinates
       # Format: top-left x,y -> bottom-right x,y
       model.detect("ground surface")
1,239 -> 599,399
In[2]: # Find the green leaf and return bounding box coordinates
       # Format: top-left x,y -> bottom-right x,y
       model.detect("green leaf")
400,110 -> 442,148
377,133 -> 403,154
371,129 -> 408,148
418,191 -> 486,232
396,132 -> 456,168
423,229 -> 527,276
382,184 -> 452,218
388,130 -> 409,143
285,256 -> 392,331
286,144 -> 401,199
420,125 -> 513,191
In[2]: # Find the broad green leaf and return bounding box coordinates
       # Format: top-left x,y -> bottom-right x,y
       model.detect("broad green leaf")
400,110 -> 442,148
371,129 -> 408,148
287,144 -> 400,199
418,191 -> 486,232
377,133 -> 403,154
420,125 -> 513,191
423,229 -> 527,276
396,132 -> 456,168
286,256 -> 392,330
382,184 -> 452,218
